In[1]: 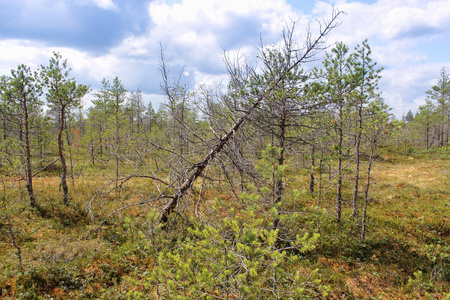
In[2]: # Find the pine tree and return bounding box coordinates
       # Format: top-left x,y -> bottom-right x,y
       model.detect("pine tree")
0,65 -> 43,206
425,67 -> 450,147
350,40 -> 382,217
41,52 -> 89,205
321,42 -> 356,223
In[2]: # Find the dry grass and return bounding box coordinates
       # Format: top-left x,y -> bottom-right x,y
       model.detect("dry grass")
375,157 -> 450,190
1,150 -> 449,299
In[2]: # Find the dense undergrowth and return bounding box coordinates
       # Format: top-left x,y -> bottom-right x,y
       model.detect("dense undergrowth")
1,147 -> 449,299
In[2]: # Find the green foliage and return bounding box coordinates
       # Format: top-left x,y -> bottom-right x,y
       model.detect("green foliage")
255,144 -> 286,181
147,205 -> 326,299
41,52 -> 89,113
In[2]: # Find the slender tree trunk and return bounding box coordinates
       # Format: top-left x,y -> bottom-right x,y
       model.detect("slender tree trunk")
38,133 -> 43,160
156,11 -> 342,225
336,99 -> 343,223
23,106 -> 36,207
361,144 -> 374,241
65,125 -> 75,187
352,100 -> 363,217
115,112 -> 120,188
180,98 -> 185,156
430,128 -> 437,147
90,138 -> 95,165
317,150 -> 324,207
137,101 -> 142,133
58,107 -> 69,205
99,123 -> 103,155
3,118 -> 7,140
309,145 -> 315,193
159,95 -> 265,225
19,119 -> 23,143
445,128 -> 449,147
273,97 -> 286,230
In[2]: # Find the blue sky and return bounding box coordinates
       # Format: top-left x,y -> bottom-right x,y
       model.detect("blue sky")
0,0 -> 449,117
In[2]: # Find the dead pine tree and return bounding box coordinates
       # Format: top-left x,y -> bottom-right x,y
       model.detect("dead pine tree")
157,11 -> 343,226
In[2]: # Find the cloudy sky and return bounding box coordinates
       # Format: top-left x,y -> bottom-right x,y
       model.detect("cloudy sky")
0,0 -> 449,117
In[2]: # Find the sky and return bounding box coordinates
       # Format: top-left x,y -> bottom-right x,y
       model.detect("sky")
0,0 -> 449,118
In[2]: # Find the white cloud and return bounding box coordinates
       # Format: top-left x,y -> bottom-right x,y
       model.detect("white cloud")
74,0 -> 118,11
147,0 -> 301,74
309,0 -> 450,117
91,0 -> 450,116
0,40 -> 54,74
0,39 -> 112,90
92,0 -> 117,10
1,0 -> 449,118
312,0 -> 447,44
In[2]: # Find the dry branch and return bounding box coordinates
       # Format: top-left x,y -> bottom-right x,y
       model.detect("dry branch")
157,10 -> 342,225
158,95 -> 265,223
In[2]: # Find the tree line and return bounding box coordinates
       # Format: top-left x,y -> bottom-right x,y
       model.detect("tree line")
401,67 -> 450,151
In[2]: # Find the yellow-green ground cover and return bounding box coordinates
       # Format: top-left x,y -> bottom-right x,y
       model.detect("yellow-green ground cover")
1,149 -> 449,299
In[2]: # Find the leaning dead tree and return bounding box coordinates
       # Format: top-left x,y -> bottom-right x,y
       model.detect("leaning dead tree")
158,94 -> 264,223
157,11 -> 342,225
90,11 -> 342,229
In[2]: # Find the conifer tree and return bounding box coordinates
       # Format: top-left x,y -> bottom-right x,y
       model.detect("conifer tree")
95,77 -> 127,186
351,40 -> 382,217
361,99 -> 394,240
41,52 -> 89,205
425,67 -> 450,147
320,42 -> 355,223
0,65 -> 43,206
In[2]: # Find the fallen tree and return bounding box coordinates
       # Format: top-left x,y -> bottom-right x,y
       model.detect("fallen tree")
157,11 -> 342,225
92,10 -> 342,229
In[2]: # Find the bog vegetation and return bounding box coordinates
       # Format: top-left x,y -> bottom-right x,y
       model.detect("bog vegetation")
1,13 -> 449,299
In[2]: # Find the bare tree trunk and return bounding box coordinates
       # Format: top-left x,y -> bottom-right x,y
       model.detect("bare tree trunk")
430,128 -> 437,148
65,125 -> 75,187
445,128 -> 449,147
24,106 -> 36,207
317,150 -> 324,207
352,99 -> 363,217
159,96 -> 264,224
38,134 -> 44,160
361,145 -> 374,241
116,99 -> 121,188
404,139 -> 407,155
19,119 -> 23,143
336,99 -> 343,223
157,10 -> 342,225
309,145 -> 315,194
273,97 -> 286,230
90,138 -> 95,165
2,118 -> 6,140
99,123 -> 103,155
58,107 -> 69,205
